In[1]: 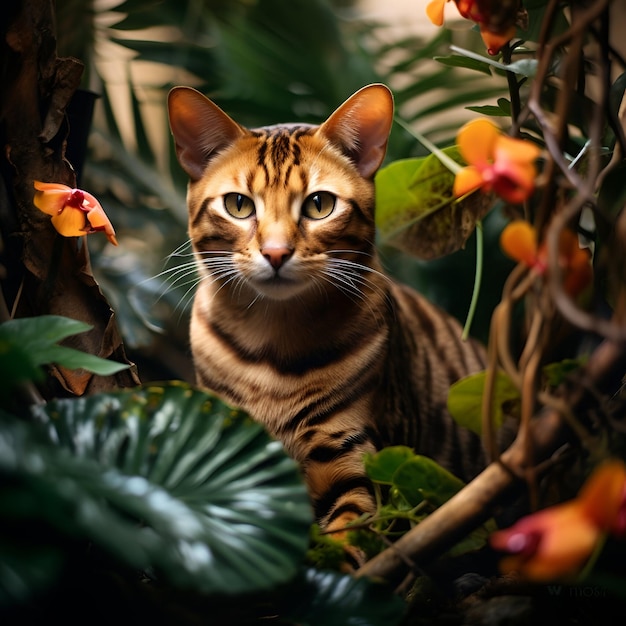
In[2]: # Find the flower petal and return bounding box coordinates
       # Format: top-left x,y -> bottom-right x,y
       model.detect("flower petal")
456,118 -> 501,167
455,0 -> 482,22
33,181 -> 71,193
79,190 -> 118,245
86,207 -> 118,246
490,136 -> 540,203
33,181 -> 71,216
578,460 -> 626,532
492,502 -> 600,582
51,207 -> 89,238
495,135 -> 542,166
480,24 -> 517,56
500,220 -> 538,267
492,162 -> 537,203
453,165 -> 484,198
34,182 -> 118,245
426,0 -> 447,26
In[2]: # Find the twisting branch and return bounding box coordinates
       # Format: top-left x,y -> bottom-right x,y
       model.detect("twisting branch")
356,337 -> 626,586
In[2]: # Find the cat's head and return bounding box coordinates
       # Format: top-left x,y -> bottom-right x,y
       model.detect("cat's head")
167,84 -> 393,302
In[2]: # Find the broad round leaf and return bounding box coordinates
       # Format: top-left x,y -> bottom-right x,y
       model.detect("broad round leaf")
447,370 -> 519,436
364,446 -> 415,484
392,456 -> 465,508
23,382 -> 312,594
375,148 -> 492,259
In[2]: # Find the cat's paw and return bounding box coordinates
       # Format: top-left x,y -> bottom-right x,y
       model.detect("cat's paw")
324,511 -> 367,570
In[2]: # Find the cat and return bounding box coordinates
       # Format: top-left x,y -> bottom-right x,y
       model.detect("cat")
167,83 -> 488,540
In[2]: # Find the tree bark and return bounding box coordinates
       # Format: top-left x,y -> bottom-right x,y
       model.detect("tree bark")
0,0 -> 139,397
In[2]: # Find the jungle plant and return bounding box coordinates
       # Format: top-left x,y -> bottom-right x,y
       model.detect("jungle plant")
1,0 -> 626,624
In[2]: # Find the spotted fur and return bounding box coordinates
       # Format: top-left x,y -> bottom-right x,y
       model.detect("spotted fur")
168,84 -> 487,535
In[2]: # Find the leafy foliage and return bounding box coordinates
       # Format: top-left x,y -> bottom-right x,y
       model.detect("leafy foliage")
4,0 -> 626,622
1,382 -> 312,600
326,446 -> 498,562
0,316 -> 129,396
375,148 -> 492,259
448,370 -> 520,436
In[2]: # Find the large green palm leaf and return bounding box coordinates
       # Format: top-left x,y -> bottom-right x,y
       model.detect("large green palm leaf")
1,382 -> 311,598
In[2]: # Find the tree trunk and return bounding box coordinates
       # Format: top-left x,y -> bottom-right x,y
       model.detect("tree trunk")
0,0 -> 139,397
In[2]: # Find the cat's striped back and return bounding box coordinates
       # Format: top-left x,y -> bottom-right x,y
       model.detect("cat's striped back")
168,84 -> 487,538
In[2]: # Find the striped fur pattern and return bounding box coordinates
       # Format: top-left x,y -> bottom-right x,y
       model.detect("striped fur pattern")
168,84 -> 487,535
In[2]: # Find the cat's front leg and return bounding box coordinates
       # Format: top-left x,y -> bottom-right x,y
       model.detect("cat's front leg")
300,431 -> 379,560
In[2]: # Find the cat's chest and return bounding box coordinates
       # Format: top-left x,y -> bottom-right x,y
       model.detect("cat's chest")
189,298 -> 388,433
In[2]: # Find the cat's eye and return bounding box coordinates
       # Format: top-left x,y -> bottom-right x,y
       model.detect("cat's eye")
224,193 -> 255,219
301,192 -> 336,220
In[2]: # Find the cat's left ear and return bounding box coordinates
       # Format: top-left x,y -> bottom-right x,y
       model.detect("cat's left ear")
319,84 -> 394,179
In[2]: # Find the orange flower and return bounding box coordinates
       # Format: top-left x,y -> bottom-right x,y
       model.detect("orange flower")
500,220 -> 538,267
500,220 -> 592,296
426,0 -> 450,26
33,181 -> 118,246
426,0 -> 517,55
491,460 -> 626,582
453,119 -> 541,204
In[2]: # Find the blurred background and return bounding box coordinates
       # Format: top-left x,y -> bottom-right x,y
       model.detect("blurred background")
56,0 -> 514,383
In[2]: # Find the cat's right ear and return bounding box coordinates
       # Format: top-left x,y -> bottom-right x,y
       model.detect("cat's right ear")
319,84 -> 394,179
168,87 -> 245,181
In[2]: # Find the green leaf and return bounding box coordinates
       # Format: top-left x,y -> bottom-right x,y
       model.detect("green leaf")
0,336 -> 42,394
284,568 -> 406,626
375,149 -> 493,259
447,370 -> 520,436
467,97 -> 511,117
0,316 -> 129,376
542,358 -> 586,388
365,448 -> 466,508
433,54 -> 493,75
504,59 -> 538,78
447,45 -> 536,77
446,519 -> 498,558
392,456 -> 466,508
0,538 -> 64,607
364,446 -> 415,485
2,383 -> 311,598
466,105 -> 508,116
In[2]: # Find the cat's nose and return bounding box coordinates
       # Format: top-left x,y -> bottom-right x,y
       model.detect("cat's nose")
262,245 -> 293,270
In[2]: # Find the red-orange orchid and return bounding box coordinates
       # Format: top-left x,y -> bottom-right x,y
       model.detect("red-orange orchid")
490,460 -> 626,582
33,181 -> 118,246
453,118 -> 541,204
500,220 -> 592,296
426,0 -> 518,55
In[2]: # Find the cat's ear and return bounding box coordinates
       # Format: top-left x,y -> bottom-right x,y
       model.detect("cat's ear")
318,84 -> 394,179
168,87 -> 245,181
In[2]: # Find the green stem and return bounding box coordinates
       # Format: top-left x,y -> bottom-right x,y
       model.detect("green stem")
394,117 -> 462,174
462,219 -> 483,341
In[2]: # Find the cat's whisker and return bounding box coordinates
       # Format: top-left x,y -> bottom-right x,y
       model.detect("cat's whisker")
318,270 -> 366,304
319,270 -> 383,323
321,260 -> 393,323
326,258 -> 393,306
164,239 -> 194,260
326,256 -> 393,285
246,291 -> 265,310
323,272 -> 364,300
325,263 -> 384,298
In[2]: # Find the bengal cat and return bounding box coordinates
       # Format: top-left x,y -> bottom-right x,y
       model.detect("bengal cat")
167,84 -> 488,541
